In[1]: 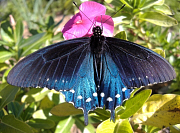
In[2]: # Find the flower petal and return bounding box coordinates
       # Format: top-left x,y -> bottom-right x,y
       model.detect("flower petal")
80,1 -> 106,19
62,13 -> 93,39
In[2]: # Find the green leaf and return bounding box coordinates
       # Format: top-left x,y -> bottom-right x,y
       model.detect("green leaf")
15,20 -> 24,45
120,0 -> 133,9
170,124 -> 180,133
0,114 -> 33,133
0,28 -> 14,43
22,102 -> 36,121
55,116 -> 75,133
153,4 -> 172,15
21,33 -> 52,56
90,108 -> 110,121
131,94 -> 180,128
96,118 -> 116,133
0,84 -> 19,110
50,102 -> 83,116
83,124 -> 95,133
144,125 -> 161,133
119,89 -> 152,119
114,119 -> 133,133
21,88 -> 50,103
0,51 -> 15,63
27,119 -> 55,129
0,63 -> 8,72
114,31 -> 127,40
139,12 -> 178,27
7,101 -> 25,118
19,33 -> 45,49
140,0 -> 164,10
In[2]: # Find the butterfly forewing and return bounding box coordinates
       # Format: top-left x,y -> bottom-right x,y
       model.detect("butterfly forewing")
106,37 -> 176,88
7,37 -> 91,91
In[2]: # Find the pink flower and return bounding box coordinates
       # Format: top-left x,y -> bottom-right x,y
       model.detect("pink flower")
62,1 -> 114,40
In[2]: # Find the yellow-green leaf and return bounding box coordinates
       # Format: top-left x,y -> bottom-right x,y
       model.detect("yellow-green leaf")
21,88 -> 50,103
114,31 -> 127,40
96,118 -> 116,133
139,12 -> 178,27
153,4 -> 172,15
152,49 -> 165,58
119,89 -> 152,119
131,94 -> 180,128
114,119 -> 133,133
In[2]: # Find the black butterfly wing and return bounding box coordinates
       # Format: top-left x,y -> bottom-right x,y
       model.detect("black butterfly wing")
105,37 -> 176,89
98,52 -> 133,121
7,37 -> 91,91
61,51 -> 99,125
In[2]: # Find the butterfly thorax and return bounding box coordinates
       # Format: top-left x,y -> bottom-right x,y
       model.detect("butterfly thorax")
90,26 -> 105,86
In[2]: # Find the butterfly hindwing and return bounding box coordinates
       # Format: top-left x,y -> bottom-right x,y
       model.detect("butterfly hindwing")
106,37 -> 176,88
98,52 -> 133,120
62,52 -> 99,125
7,37 -> 91,91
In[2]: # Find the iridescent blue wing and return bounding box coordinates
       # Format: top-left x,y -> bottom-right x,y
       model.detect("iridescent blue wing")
106,37 -> 176,89
62,52 -> 98,125
98,52 -> 133,121
7,37 -> 91,91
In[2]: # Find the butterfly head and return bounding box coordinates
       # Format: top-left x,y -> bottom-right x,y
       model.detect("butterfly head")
92,26 -> 102,37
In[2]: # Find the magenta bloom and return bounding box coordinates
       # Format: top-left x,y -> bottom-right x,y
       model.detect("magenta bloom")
62,1 -> 114,40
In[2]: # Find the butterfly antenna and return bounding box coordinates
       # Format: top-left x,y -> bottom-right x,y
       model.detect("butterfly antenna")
73,1 -> 95,27
103,4 -> 126,23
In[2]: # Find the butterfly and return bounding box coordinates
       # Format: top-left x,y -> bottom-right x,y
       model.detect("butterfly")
7,26 -> 176,125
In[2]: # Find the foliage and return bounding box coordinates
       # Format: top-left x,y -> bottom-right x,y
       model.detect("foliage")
0,0 -> 179,133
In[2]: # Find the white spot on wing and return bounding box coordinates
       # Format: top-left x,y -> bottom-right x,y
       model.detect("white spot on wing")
62,80 -> 64,83
77,95 -> 83,99
93,92 -> 97,97
47,78 -> 49,81
107,97 -> 113,102
115,94 -> 120,98
122,87 -> 127,92
70,89 -> 75,93
146,76 -> 148,78
86,97 -> 91,102
100,92 -> 105,97
55,79 -> 57,82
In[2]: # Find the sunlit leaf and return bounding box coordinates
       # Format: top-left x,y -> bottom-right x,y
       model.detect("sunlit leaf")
0,28 -> 14,43
131,94 -> 180,128
55,116 -> 75,133
114,119 -> 133,133
21,88 -> 50,103
119,0 -> 133,8
153,4 -> 172,15
139,12 -> 178,27
152,49 -> 165,58
119,89 -> 152,119
0,114 -> 33,133
96,118 -> 116,133
140,0 -> 164,10
0,51 -> 15,63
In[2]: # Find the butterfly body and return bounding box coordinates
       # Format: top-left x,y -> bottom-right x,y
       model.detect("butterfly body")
7,26 -> 175,125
